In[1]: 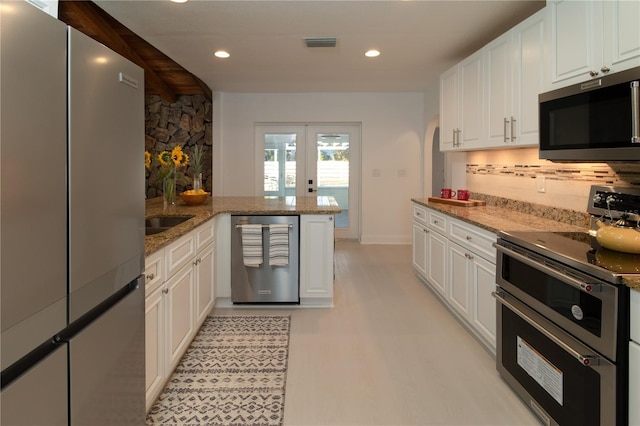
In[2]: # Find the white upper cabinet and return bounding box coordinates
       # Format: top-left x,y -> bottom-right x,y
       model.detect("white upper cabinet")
440,50 -> 484,151
547,0 -> 640,90
485,9 -> 547,148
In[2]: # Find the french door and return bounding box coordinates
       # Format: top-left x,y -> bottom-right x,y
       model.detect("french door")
255,124 -> 360,240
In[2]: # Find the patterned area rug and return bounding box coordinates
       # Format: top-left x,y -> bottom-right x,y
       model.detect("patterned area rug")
147,315 -> 291,426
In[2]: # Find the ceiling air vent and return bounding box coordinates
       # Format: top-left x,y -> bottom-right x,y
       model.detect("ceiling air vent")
304,37 -> 338,48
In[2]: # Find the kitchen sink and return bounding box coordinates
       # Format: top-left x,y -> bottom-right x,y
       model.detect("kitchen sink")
145,215 -> 194,235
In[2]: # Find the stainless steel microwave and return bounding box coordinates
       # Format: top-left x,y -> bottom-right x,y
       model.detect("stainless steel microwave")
539,66 -> 640,162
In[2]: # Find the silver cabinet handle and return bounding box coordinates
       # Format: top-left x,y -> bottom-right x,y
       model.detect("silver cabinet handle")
424,228 -> 429,234
433,220 -> 439,225
329,216 -> 333,221
632,81 -> 639,144
466,235 -> 472,241
589,70 -> 599,77
146,273 -> 155,281
162,288 -> 169,294
503,117 -> 509,143
510,116 -> 516,141
465,253 -> 474,260
601,66 -> 610,74
493,291 -> 600,367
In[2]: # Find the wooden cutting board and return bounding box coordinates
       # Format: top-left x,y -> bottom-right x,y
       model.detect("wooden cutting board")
428,197 -> 486,207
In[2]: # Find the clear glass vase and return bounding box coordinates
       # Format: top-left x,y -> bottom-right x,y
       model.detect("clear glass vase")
193,173 -> 203,192
163,176 -> 176,211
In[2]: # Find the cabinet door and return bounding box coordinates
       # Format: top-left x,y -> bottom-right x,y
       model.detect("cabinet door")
166,263 -> 195,372
458,51 -> 484,149
194,242 -> 215,328
412,222 -> 428,277
448,242 -> 471,319
549,0 -> 602,88
471,255 -> 497,351
439,65 -> 458,151
630,341 -> 640,426
300,215 -> 334,303
426,230 -> 447,298
484,31 -> 512,147
512,9 -> 546,147
603,0 -> 640,74
145,285 -> 165,412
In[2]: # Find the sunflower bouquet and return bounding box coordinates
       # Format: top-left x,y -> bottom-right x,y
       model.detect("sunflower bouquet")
146,146 -> 190,206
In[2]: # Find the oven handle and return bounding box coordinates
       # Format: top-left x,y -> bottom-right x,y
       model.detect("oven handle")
492,290 -> 601,367
495,244 -> 601,294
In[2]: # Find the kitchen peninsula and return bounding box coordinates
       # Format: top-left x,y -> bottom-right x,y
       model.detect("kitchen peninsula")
144,195 -> 340,306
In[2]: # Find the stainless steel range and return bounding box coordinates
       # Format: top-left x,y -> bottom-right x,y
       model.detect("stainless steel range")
494,185 -> 639,426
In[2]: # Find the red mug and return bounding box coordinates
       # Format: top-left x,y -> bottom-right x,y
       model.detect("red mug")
441,188 -> 456,199
457,189 -> 470,201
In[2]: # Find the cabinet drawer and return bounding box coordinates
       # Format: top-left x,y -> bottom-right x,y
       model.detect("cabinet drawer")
449,220 -> 496,261
632,290 -> 640,344
413,204 -> 427,225
144,249 -> 164,295
165,231 -> 196,278
194,219 -> 215,251
427,211 -> 448,234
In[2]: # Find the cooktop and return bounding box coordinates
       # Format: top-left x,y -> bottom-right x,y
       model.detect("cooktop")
498,229 -> 640,284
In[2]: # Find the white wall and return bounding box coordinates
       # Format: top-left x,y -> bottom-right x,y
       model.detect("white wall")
213,92 -> 424,244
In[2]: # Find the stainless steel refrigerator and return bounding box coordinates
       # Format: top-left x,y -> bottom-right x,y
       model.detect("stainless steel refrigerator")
0,2 -> 146,424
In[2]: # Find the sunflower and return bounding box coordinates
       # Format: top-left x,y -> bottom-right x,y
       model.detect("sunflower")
144,151 -> 151,169
171,145 -> 189,167
158,150 -> 173,167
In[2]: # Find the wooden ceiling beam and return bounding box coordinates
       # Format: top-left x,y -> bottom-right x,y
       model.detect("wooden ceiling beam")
58,1 -> 212,103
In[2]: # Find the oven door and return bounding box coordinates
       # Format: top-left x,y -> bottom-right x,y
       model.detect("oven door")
494,289 -> 616,426
495,243 -> 619,361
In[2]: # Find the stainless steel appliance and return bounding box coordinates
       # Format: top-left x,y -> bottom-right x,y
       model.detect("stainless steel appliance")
1,2 -> 145,424
494,185 -> 639,426
539,66 -> 640,161
231,215 -> 300,303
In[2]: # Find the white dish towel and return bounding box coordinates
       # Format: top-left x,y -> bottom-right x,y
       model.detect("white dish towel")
241,224 -> 263,267
269,224 -> 289,266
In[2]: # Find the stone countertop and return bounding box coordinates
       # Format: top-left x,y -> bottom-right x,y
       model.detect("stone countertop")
411,198 -> 640,291
411,198 -> 586,233
145,195 -> 341,256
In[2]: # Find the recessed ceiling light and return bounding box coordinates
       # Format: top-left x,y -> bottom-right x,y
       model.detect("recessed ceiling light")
170,0 -> 188,3
365,49 -> 381,58
214,50 -> 230,59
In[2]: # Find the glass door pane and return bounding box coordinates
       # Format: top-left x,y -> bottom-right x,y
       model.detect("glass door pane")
316,133 -> 349,228
264,133 -> 296,197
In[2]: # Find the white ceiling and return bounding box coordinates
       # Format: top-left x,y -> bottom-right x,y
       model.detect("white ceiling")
94,0 -> 545,93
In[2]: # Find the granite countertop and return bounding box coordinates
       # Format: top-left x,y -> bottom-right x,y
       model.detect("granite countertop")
145,195 -> 341,256
411,198 -> 586,233
411,198 -> 640,291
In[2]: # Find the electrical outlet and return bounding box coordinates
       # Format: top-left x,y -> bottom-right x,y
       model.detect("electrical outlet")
537,175 -> 546,193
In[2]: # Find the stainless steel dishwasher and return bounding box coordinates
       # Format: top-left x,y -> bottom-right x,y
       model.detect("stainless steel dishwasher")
231,215 -> 299,303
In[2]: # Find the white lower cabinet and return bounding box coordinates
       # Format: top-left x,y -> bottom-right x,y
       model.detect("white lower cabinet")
144,282 -> 165,413
412,202 -> 497,353
166,261 -> 196,373
194,242 -> 215,329
300,214 -> 335,306
426,230 -> 447,297
412,222 -> 428,277
144,218 -> 216,412
448,242 -> 472,318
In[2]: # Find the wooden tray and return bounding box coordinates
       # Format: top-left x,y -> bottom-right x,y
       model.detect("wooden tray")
428,197 -> 486,207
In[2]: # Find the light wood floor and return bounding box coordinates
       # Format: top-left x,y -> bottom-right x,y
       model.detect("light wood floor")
215,242 -> 540,425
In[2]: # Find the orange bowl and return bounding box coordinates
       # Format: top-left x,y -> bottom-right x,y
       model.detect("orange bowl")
180,191 -> 209,206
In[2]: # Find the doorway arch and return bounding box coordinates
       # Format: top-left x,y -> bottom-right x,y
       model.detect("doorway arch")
424,115 -> 442,198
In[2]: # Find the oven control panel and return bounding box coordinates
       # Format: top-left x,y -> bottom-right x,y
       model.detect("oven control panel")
588,185 -> 640,220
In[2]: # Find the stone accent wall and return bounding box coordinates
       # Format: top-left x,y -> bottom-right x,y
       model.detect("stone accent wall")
144,94 -> 213,199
